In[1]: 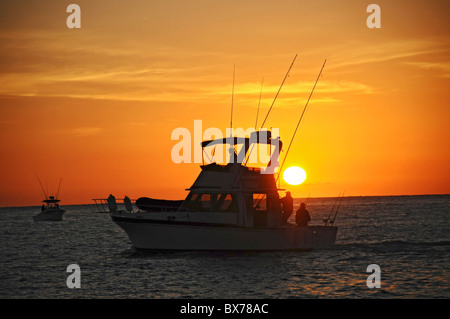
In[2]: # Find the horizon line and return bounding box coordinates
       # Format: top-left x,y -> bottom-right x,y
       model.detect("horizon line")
1,193 -> 448,209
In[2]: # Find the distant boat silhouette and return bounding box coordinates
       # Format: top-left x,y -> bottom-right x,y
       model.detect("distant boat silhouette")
33,177 -> 65,222
33,195 -> 65,222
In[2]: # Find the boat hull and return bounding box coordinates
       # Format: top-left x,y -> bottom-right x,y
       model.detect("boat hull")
33,209 -> 65,222
111,212 -> 338,251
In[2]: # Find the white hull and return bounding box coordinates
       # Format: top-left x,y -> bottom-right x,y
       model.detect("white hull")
111,212 -> 337,251
33,209 -> 65,222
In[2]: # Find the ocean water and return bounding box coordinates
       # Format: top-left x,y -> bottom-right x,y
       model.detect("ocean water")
0,195 -> 448,299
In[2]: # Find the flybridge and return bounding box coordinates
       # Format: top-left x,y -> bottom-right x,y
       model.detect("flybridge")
171,121 -> 281,174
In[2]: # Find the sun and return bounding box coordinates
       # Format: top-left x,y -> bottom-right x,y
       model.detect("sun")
283,166 -> 307,185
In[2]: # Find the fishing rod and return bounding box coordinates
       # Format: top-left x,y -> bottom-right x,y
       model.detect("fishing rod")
329,191 -> 345,226
304,192 -> 311,204
36,175 -> 48,200
276,59 -> 327,183
324,192 -> 342,225
254,59 -> 326,209
259,54 -> 297,129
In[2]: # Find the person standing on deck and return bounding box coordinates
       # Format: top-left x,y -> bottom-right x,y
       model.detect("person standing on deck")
295,202 -> 311,226
281,191 -> 294,223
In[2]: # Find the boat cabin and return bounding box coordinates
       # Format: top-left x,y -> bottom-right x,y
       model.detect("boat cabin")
181,161 -> 283,228
41,196 -> 61,211
132,130 -> 287,229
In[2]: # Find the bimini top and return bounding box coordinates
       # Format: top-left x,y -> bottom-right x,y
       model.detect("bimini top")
201,130 -> 283,172
201,130 -> 281,148
42,196 -> 60,203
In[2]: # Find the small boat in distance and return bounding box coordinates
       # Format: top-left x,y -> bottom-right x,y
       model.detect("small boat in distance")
33,177 -> 65,221
33,195 -> 65,222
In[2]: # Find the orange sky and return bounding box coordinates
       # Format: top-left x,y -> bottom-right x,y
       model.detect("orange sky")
0,0 -> 449,206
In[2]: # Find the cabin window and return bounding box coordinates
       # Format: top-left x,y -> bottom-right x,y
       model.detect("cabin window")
251,193 -> 280,212
214,194 -> 237,212
184,193 -> 237,212
199,194 -> 211,210
184,193 -> 211,211
252,193 -> 267,212
190,193 -> 199,201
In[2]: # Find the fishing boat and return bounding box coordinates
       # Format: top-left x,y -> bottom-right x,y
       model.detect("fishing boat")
110,57 -> 337,251
110,131 -> 338,251
33,195 -> 65,222
33,177 -> 65,221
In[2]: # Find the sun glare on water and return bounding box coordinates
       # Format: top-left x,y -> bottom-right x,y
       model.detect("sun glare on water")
283,166 -> 307,185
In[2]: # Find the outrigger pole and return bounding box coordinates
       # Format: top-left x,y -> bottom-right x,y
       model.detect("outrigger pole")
56,178 -> 62,200
36,175 -> 48,200
244,55 -> 297,166
259,54 -> 297,129
277,59 -> 327,182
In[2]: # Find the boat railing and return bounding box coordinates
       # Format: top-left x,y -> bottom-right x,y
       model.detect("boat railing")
92,197 -> 136,213
92,198 -> 197,214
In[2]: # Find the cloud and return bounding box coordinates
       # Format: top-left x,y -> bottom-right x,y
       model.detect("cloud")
0,27 -> 447,105
403,61 -> 450,78
329,39 -> 449,70
205,80 -> 372,108
0,30 -> 227,102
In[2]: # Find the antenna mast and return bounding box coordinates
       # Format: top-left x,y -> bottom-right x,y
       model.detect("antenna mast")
255,77 -> 264,130
230,64 -> 235,130
228,64 -> 236,163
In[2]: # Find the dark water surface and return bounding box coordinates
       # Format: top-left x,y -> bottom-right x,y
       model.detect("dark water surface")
0,195 -> 448,298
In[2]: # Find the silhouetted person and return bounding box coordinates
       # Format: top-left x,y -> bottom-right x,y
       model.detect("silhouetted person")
107,194 -> 118,212
296,202 -> 311,226
124,195 -> 133,212
281,192 -> 294,223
